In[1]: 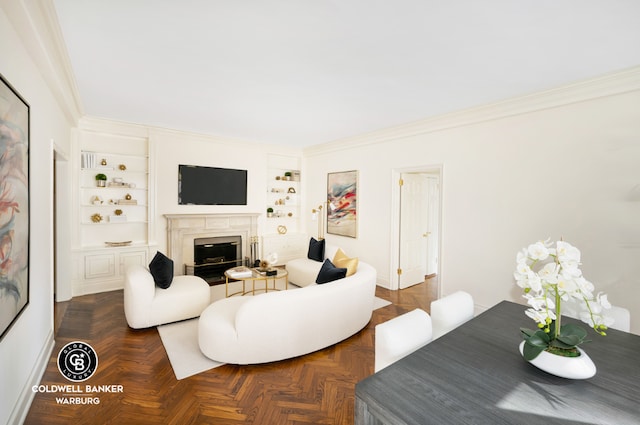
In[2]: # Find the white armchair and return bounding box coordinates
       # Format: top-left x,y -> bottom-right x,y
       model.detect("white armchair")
124,265 -> 211,329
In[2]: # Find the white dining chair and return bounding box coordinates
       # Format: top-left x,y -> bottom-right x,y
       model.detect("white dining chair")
607,305 -> 631,332
375,308 -> 432,372
430,291 -> 474,340
563,301 -> 631,333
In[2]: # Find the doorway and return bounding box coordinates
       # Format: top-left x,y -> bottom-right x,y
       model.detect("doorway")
390,166 -> 442,292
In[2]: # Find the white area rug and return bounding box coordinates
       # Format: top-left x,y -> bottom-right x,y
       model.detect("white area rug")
158,281 -> 392,380
157,318 -> 224,380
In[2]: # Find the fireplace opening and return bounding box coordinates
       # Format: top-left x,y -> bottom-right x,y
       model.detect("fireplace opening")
193,236 -> 244,284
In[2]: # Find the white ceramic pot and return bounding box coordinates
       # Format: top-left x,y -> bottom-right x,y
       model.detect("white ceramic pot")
519,341 -> 596,379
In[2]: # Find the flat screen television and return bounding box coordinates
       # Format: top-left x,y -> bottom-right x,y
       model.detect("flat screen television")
178,164 -> 247,205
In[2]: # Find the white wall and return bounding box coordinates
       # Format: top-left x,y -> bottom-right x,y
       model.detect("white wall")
150,129 -> 303,255
0,6 -> 73,425
304,79 -> 640,334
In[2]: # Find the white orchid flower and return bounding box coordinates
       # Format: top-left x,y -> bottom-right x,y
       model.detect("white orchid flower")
596,292 -> 611,309
527,241 -> 550,261
556,241 -> 581,263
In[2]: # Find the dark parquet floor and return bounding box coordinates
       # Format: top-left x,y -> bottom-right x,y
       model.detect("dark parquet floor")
26,277 -> 437,425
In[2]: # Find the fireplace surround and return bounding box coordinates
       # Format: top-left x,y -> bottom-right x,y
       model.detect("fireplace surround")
165,214 -> 259,279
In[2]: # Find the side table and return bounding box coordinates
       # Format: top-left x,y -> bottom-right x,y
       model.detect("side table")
224,267 -> 289,297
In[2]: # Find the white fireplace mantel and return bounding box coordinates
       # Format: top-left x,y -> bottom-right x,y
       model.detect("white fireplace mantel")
165,213 -> 259,275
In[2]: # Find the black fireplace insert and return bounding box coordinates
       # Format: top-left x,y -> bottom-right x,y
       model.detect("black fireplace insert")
193,236 -> 244,283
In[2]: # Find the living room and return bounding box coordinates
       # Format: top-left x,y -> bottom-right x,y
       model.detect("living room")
2,1 -> 640,424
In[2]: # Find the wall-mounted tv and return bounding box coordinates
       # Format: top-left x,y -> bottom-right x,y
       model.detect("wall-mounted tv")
178,164 -> 247,205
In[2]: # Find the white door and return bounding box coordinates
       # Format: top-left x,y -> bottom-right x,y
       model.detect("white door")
399,173 -> 430,288
424,175 -> 439,276
399,173 -> 440,289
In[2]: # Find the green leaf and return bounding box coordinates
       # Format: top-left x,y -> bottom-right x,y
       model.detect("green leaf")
549,339 -> 576,349
523,341 -> 545,361
560,323 -> 587,340
553,323 -> 588,348
521,329 -> 550,350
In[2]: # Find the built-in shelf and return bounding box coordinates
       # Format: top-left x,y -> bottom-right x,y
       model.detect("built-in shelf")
72,130 -> 156,296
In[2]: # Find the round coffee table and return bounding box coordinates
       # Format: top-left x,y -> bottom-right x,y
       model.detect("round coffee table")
224,267 -> 289,297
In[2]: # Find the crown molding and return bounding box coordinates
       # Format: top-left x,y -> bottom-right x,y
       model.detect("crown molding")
79,115 -> 304,155
2,0 -> 83,124
304,66 -> 640,157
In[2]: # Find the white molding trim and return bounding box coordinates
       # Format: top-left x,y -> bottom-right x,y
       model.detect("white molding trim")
304,66 -> 640,157
165,214 -> 260,275
9,331 -> 54,425
2,0 -> 83,124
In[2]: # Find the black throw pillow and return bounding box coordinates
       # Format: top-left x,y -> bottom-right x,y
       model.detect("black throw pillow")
316,259 -> 347,284
307,237 -> 325,262
149,251 -> 174,289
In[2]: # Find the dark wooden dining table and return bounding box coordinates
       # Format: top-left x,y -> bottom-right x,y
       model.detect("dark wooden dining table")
355,300 -> 640,425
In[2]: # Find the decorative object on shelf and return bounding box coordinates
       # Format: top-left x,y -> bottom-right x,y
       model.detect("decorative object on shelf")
275,176 -> 281,180
288,212 -> 293,217
91,195 -> 103,205
91,213 -> 103,223
114,209 -> 123,216
105,241 -> 132,247
277,225 -> 287,235
0,73 -> 30,341
283,171 -> 292,181
327,170 -> 358,238
125,193 -> 132,200
267,207 -> 274,218
287,187 -> 296,193
515,238 -> 612,379
118,197 -> 137,205
81,152 -> 96,169
101,158 -> 107,166
108,177 -> 128,187
119,164 -> 127,171
95,173 -> 107,187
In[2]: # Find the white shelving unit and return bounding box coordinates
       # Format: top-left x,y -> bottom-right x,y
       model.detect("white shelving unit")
262,154 -> 307,265
71,128 -> 156,295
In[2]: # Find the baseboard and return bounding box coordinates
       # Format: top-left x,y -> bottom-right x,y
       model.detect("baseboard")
72,279 -> 124,296
9,331 -> 55,425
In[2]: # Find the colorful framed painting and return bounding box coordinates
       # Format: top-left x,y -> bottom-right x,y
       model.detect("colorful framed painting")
0,73 -> 30,341
327,170 -> 358,238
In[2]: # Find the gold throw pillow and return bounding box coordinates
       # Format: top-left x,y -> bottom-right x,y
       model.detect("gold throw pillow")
333,248 -> 359,277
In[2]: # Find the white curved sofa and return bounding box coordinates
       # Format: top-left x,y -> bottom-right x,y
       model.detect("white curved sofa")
286,244 -> 339,287
198,261 -> 377,364
124,265 -> 210,329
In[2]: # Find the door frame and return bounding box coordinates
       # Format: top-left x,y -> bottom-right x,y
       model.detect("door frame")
389,164 -> 443,294
53,142 -> 72,302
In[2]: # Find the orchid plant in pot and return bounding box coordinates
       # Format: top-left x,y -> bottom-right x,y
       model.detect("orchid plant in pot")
515,239 -> 612,376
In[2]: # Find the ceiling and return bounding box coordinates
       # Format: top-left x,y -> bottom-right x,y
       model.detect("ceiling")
52,1 -> 640,147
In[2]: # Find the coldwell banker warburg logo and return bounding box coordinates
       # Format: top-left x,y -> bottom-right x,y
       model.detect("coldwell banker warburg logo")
31,341 -> 124,405
58,341 -> 98,382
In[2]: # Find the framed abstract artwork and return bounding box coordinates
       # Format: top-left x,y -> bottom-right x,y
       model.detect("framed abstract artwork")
0,73 -> 30,341
327,170 -> 357,238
